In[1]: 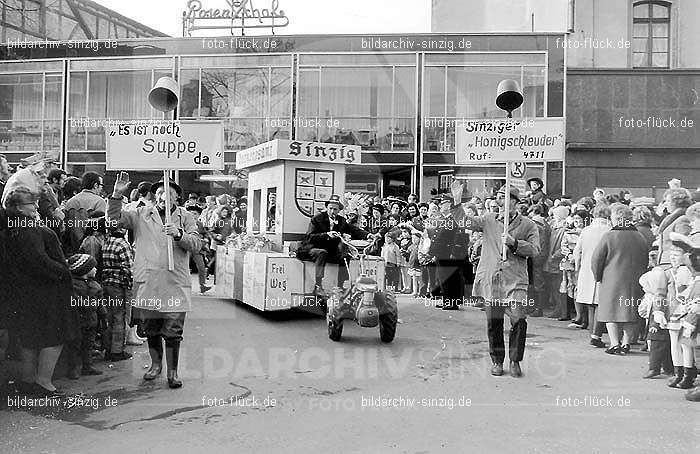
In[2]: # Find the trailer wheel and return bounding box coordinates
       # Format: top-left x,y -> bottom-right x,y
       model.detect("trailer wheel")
377,291 -> 398,343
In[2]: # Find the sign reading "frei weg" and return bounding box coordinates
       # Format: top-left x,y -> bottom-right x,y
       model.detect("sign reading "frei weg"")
236,139 -> 361,169
106,120 -> 224,170
455,118 -> 565,164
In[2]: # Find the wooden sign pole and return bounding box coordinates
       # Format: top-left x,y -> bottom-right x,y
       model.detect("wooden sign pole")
163,169 -> 175,271
502,165 -> 511,261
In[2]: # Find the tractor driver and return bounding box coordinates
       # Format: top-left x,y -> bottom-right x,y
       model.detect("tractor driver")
297,194 -> 373,296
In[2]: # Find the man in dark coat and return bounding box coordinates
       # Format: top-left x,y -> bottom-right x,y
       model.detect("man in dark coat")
429,194 -> 467,310
297,194 -> 371,294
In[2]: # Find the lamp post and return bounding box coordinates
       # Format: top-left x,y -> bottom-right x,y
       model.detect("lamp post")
495,79 -> 523,260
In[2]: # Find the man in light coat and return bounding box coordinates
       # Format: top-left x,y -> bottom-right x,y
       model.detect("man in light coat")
108,173 -> 200,389
451,181 -> 540,377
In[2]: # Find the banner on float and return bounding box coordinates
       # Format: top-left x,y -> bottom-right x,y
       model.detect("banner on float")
106,120 -> 224,170
455,117 -> 565,164
236,139 -> 361,169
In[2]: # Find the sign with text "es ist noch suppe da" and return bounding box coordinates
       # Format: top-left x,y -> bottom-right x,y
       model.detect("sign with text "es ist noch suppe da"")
106,120 -> 225,170
455,117 -> 565,164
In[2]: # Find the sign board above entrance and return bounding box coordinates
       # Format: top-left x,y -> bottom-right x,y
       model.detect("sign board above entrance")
106,120 -> 225,171
455,118 -> 565,164
236,139 -> 362,170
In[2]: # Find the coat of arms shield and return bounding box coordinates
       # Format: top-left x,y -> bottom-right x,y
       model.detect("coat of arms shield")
295,168 -> 335,217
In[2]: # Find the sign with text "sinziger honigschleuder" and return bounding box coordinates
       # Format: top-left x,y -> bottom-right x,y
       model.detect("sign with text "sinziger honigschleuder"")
236,139 -> 361,169
455,118 -> 565,164
106,120 -> 225,170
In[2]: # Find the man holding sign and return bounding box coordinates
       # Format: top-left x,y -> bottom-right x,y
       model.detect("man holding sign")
451,181 -> 540,378
108,172 -> 200,389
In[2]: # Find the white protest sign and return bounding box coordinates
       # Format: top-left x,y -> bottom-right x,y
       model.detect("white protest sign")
455,117 -> 564,164
106,120 -> 225,170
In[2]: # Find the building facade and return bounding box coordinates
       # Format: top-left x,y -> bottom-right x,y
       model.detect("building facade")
566,0 -> 700,199
0,33 -> 564,198
433,0 -> 700,199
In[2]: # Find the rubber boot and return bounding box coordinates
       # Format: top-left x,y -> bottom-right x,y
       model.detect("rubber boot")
165,340 -> 182,389
667,366 -> 684,388
143,336 -> 163,380
676,367 -> 697,389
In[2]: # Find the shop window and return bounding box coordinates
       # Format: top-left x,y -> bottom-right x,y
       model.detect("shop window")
633,1 -> 671,68
423,64 -> 545,152
199,65 -> 292,148
0,72 -> 63,154
296,62 -> 416,152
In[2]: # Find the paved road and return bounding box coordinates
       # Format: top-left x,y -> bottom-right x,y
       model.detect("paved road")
1,287 -> 697,454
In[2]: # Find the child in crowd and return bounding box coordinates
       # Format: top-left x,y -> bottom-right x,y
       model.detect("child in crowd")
101,227 -> 134,361
654,237 -> 695,388
563,210 -> 588,328
382,233 -> 402,291
79,212 -> 108,350
407,232 -> 422,297
399,228 -> 413,293
67,254 -> 103,378
417,230 -> 434,298
639,266 -> 674,378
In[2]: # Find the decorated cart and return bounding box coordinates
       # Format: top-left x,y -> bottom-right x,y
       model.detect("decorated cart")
215,139 -> 385,311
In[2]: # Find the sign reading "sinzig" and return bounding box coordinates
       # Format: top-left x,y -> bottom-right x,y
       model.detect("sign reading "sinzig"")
236,139 -> 361,169
455,117 -> 565,164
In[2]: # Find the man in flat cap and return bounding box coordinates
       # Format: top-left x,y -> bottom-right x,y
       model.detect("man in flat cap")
108,172 -> 200,389
451,181 -> 540,378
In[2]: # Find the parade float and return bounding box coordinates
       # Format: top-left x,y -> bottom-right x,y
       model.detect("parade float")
215,139 -> 385,312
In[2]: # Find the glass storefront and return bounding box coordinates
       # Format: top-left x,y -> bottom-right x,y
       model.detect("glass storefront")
0,33 -> 565,198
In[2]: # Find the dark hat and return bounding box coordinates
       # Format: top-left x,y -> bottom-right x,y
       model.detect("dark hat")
151,179 -> 182,197
137,181 -> 152,194
438,194 -> 454,205
386,196 -> 406,207
526,177 -> 544,189
185,203 -> 202,213
325,194 -> 344,210
497,186 -> 521,202
372,203 -> 385,215
188,192 -> 198,199
67,254 -> 97,277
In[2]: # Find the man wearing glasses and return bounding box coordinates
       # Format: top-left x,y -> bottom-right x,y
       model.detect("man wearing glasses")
451,181 -> 540,378
63,171 -> 107,254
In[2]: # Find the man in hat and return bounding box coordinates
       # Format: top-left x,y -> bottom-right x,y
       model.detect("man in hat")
451,181 -> 540,377
430,194 -> 467,310
526,177 -> 547,205
108,172 -> 200,389
297,194 -> 371,295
